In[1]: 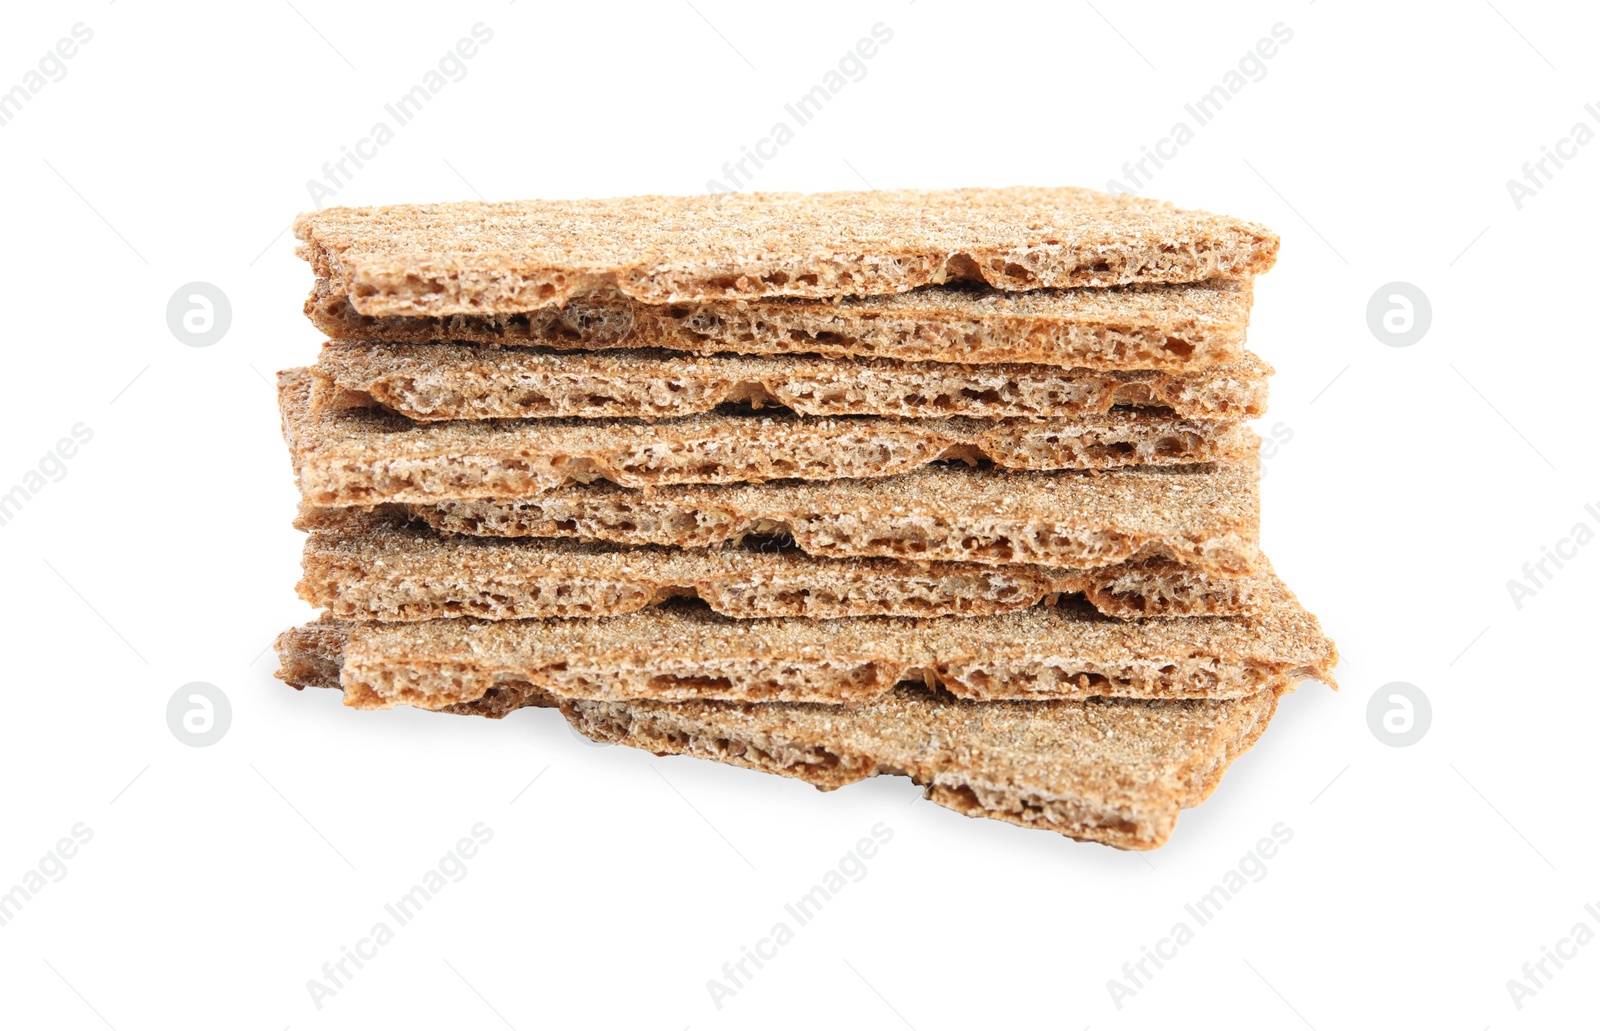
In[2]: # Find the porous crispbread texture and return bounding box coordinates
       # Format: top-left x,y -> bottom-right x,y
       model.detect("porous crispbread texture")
273,618 -> 562,712
314,340 -> 1272,422
279,368 -> 1254,504
563,687 -> 1282,848
300,508 -> 1270,621
386,457 -> 1262,574
306,278 -> 1254,371
294,188 -> 1279,316
292,580 -> 1335,710
273,620 -> 347,691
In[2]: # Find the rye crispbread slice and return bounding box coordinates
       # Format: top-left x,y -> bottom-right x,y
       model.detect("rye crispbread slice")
279,368 -> 1255,503
562,687 -> 1282,848
294,188 -> 1278,316
272,578 -> 1336,710
313,340 -> 1271,422
368,456 -> 1261,574
272,620 -> 1280,848
305,278 -> 1254,371
300,508 -> 1270,621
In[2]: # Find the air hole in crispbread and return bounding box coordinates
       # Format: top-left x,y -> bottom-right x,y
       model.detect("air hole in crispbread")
944,253 -> 983,283
648,674 -> 734,693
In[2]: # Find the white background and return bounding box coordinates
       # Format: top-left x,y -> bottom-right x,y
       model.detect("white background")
1,1 -> 1595,1027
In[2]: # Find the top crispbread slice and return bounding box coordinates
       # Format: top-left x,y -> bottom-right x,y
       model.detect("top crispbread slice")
294,187 -> 1278,315
306,278 -> 1254,371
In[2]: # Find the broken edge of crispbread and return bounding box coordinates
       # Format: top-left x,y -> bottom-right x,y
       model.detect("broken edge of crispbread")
562,686 -> 1283,849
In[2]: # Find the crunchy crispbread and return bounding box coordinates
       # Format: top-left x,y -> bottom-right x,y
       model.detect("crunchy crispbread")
314,340 -> 1271,422
300,508 -> 1270,620
368,456 -> 1261,574
273,618 -> 563,713
306,278 -> 1254,371
279,368 -> 1254,503
294,188 -> 1278,316
273,578 -> 1336,709
271,619 -> 1280,848
273,618 -> 345,692
563,687 -> 1282,848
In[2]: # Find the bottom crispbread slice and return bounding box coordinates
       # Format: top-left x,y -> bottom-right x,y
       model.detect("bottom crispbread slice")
564,686 -> 1282,849
271,617 -> 1279,849
386,456 -> 1262,575
300,508 -> 1270,621
273,578 -> 1336,710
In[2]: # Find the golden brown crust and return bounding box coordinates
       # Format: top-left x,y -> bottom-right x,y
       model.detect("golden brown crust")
294,188 -> 1278,315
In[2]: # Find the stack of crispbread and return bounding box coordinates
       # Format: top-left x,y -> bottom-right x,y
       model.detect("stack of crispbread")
274,187 -> 1336,850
